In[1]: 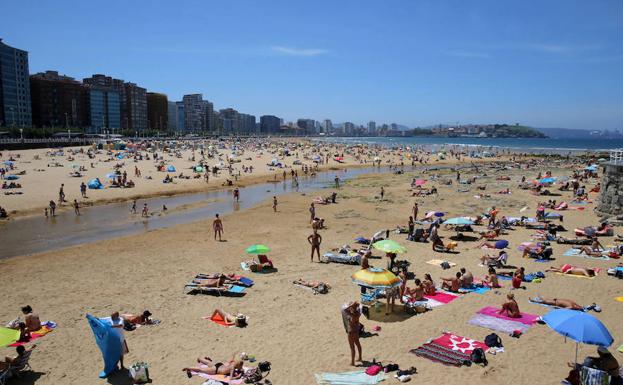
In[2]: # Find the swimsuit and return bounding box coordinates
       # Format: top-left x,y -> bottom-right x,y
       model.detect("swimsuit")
561,264 -> 572,273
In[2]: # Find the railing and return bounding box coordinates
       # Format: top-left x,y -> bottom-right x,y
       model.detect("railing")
610,149 -> 623,164
0,138 -> 91,144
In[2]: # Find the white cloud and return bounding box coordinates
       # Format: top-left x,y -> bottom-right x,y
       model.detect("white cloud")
271,46 -> 328,56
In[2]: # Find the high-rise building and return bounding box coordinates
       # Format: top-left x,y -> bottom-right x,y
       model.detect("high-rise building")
167,101 -> 178,131
296,119 -> 315,134
175,101 -> 185,132
323,119 -> 333,134
202,100 -> 220,134
84,88 -> 120,134
146,92 -> 168,131
343,122 -> 355,136
0,39 -> 32,127
239,113 -> 256,134
367,121 -> 376,135
30,71 -> 88,128
183,94 -> 204,133
219,108 -> 239,135
83,74 -> 147,133
260,115 -> 281,134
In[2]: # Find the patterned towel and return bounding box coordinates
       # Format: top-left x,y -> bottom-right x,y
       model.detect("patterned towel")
410,332 -> 487,367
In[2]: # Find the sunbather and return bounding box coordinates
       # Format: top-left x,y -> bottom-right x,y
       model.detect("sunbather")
21,305 -> 41,332
121,310 -> 154,325
480,250 -> 508,266
483,267 -> 501,288
183,355 -> 243,379
546,264 -> 596,277
194,274 -> 246,286
191,276 -> 228,288
574,238 -> 605,257
404,279 -> 424,302
530,296 -> 600,312
475,241 -> 499,249
459,268 -> 474,288
294,278 -> 331,292
499,293 -> 521,318
0,345 -> 36,370
423,273 -> 436,295
440,272 -> 461,292
209,309 -> 247,327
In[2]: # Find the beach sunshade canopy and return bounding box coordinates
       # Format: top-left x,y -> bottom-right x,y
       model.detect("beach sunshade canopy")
245,244 -> 270,255
352,267 -> 401,289
105,173 -> 117,179
0,327 -> 19,348
443,217 -> 474,225
539,177 -> 556,184
495,240 -> 509,249
372,239 -> 407,254
415,179 -> 427,186
543,309 -> 613,347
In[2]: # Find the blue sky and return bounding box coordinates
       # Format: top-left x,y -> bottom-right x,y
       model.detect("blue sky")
2,0 -> 623,129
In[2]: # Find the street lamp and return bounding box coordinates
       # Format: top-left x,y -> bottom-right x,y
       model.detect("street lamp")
19,128 -> 23,141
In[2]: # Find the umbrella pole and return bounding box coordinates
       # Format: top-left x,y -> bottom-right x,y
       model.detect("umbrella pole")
575,343 -> 578,366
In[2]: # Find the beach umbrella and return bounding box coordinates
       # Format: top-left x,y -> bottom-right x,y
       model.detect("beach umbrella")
542,309 -> 613,363
3,160 -> 14,166
105,173 -> 117,179
352,267 -> 402,289
5,175 -> 19,180
443,217 -> 474,226
425,211 -> 444,219
245,244 -> 270,255
0,327 -> 19,348
494,240 -> 509,249
372,239 -> 407,254
585,165 -> 598,171
415,179 -> 427,186
545,212 -> 563,219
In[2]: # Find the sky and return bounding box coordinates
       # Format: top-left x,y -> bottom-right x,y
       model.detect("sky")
2,0 -> 623,130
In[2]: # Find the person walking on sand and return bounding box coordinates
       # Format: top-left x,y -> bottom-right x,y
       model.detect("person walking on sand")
141,203 -> 149,217
80,182 -> 87,198
380,186 -> 385,201
233,187 -> 240,202
58,183 -> 66,203
308,230 -> 322,262
273,196 -> 278,212
130,199 -> 137,214
49,200 -> 56,217
73,199 -> 80,216
341,302 -> 363,366
309,203 -> 316,223
213,213 -> 224,241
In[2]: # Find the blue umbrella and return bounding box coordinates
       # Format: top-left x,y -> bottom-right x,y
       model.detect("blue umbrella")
542,309 -> 613,363
3,160 -> 14,166
105,173 -> 117,179
494,240 -> 509,249
443,217 -> 474,225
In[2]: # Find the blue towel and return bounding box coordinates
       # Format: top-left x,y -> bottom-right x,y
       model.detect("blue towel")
229,285 -> 246,293
460,285 -> 491,295
497,274 -> 512,281
239,277 -> 254,286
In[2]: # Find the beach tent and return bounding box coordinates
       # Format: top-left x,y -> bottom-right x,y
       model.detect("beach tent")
88,178 -> 104,189
166,165 -> 176,172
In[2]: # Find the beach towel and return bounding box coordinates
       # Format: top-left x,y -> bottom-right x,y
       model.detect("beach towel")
190,365 -> 247,384
203,312 -> 233,327
315,369 -> 386,385
426,259 -> 456,267
321,252 -> 361,265
410,332 -> 487,367
496,274 -> 513,281
562,248 -> 610,261
423,291 -> 459,305
9,321 -> 56,347
554,272 -> 596,280
467,307 -> 539,334
459,285 -> 491,295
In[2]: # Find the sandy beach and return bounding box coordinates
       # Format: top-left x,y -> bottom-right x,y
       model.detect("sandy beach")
0,141 -> 620,385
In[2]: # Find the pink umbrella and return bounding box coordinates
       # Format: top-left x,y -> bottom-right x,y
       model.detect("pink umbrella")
415,179 -> 427,186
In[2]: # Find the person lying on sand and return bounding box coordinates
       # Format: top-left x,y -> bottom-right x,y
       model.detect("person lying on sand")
210,309 -> 247,327
121,310 -> 154,325
475,241 -> 499,249
499,293 -> 521,318
546,264 -> 596,277
183,355 -> 243,379
294,278 -> 331,290
530,296 -> 600,312
440,272 -> 461,292
194,274 -> 246,286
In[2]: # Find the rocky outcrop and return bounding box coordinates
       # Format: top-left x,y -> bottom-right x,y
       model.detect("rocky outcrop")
597,163 -> 623,216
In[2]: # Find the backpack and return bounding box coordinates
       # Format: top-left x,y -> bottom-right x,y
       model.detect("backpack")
470,348 -> 488,366
484,333 -> 503,348
243,367 -> 263,383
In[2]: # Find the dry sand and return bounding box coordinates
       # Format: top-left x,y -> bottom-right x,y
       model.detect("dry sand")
1,148 -> 620,385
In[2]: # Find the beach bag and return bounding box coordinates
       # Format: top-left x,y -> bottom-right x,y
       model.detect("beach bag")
485,333 -> 503,348
129,362 -> 150,384
470,348 -> 488,366
440,261 -> 451,270
365,365 -> 383,376
243,367 -> 263,383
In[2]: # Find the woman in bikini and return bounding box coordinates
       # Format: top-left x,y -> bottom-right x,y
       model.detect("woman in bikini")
546,264 -> 596,277
483,267 -> 501,288
422,273 -> 436,295
183,355 -> 243,379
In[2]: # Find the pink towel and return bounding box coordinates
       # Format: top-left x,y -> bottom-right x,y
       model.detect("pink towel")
424,292 -> 459,304
477,306 -> 539,325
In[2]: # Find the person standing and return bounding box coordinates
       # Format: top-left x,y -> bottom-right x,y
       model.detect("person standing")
49,200 -> 56,217
73,199 -> 80,216
58,184 -> 66,203
213,213 -> 224,241
309,203 -> 316,224
341,302 -> 363,366
334,175 -> 340,188
308,230 -> 322,262
109,312 -> 129,370
80,182 -> 87,198
272,196 -> 278,212
413,202 -> 419,221
141,203 -> 149,217
233,187 -> 240,202
380,186 -> 385,201
130,199 -> 137,214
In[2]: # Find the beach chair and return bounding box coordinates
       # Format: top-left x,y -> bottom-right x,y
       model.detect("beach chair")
184,284 -> 246,297
579,366 -> 610,385
257,255 -> 274,268
194,274 -> 254,287
0,349 -> 32,385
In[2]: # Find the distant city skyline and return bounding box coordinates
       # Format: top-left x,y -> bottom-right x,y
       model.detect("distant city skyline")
2,1 -> 623,130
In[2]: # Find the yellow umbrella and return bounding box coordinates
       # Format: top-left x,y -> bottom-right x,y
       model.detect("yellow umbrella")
352,267 -> 402,288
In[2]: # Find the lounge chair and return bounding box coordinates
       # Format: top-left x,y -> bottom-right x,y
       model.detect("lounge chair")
194,274 -> 254,287
0,349 -> 32,385
321,252 -> 361,265
184,284 -> 246,296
